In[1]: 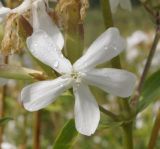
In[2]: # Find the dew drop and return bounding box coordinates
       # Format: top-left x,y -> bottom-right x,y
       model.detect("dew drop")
60,54 -> 64,58
60,84 -> 64,88
34,43 -> 38,47
53,61 -> 59,68
113,47 -> 117,50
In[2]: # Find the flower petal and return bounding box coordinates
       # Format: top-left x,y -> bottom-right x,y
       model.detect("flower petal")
0,4 -> 10,22
32,0 -> 64,50
73,27 -> 126,72
83,68 -> 136,97
21,76 -> 73,111
27,30 -> 72,74
11,0 -> 32,14
73,83 -> 100,136
109,0 -> 120,13
120,0 -> 132,12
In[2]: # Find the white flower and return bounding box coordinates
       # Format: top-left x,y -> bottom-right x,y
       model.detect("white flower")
21,11 -> 136,137
1,142 -> 16,149
109,0 -> 132,13
0,0 -> 32,22
126,31 -> 148,62
31,0 -> 64,50
0,0 -> 51,23
21,0 -> 136,136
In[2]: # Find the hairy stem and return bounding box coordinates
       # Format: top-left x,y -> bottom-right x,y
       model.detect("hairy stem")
147,109 -> 160,149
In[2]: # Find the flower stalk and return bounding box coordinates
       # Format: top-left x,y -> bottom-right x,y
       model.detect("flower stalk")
122,122 -> 133,149
33,111 -> 41,149
0,56 -> 8,148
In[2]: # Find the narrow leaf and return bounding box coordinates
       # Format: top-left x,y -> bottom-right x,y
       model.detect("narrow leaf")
0,117 -> 13,125
137,70 -> 160,113
53,119 -> 78,149
0,64 -> 46,80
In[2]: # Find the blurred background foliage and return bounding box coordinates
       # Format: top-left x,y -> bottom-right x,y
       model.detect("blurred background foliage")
0,0 -> 160,149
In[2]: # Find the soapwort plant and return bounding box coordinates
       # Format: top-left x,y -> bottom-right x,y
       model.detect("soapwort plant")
0,0 -> 160,149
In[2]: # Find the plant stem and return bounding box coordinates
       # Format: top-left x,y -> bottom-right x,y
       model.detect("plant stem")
122,122 -> 133,149
99,105 -> 119,121
0,87 -> 5,148
147,109 -> 160,149
100,0 -> 113,28
131,28 -> 160,106
33,111 -> 41,149
100,1 -> 134,149
0,56 -> 8,149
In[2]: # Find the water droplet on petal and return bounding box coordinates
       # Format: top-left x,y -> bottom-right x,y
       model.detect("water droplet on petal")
60,84 -> 64,88
113,47 -> 117,50
34,43 -> 38,47
60,54 -> 64,58
53,61 -> 59,68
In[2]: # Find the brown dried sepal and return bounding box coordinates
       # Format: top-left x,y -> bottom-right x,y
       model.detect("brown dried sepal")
80,0 -> 89,21
1,13 -> 23,56
55,0 -> 89,32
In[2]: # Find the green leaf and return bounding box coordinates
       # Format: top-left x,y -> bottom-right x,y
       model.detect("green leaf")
53,119 -> 78,149
100,118 -> 123,129
137,70 -> 160,113
0,64 -> 46,80
0,117 -> 13,125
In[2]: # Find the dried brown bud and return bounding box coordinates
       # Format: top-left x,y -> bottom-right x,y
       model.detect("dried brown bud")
80,0 -> 89,21
55,0 -> 89,31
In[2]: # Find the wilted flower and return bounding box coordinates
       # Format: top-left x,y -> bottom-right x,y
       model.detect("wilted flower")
109,0 -> 132,13
0,0 -> 51,55
20,3 -> 136,135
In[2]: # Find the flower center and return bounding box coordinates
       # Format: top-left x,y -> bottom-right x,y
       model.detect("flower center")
70,71 -> 82,84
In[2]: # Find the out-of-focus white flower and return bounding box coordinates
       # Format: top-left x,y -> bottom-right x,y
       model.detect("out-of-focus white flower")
21,1 -> 136,136
136,114 -> 143,129
152,42 -> 160,67
109,0 -> 132,13
127,31 -> 148,48
126,31 -> 148,62
1,142 -> 16,149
